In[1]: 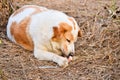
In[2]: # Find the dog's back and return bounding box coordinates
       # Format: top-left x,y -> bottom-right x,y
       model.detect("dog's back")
7,5 -> 48,50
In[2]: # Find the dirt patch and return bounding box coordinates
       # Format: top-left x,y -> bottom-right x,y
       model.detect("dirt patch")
0,0 -> 120,80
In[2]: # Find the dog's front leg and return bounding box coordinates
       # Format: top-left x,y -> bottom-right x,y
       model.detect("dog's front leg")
34,48 -> 68,67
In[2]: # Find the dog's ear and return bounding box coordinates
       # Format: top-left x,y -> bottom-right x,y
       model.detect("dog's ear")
78,29 -> 82,37
52,26 -> 61,42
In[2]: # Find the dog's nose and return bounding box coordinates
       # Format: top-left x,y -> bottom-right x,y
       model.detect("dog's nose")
69,52 -> 74,56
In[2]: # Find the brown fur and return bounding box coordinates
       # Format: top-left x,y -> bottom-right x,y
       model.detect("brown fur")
10,17 -> 33,51
52,22 -> 74,42
64,31 -> 74,42
52,27 -> 61,42
59,22 -> 72,33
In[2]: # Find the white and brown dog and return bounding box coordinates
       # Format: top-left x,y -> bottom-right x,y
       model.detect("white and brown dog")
7,5 -> 82,67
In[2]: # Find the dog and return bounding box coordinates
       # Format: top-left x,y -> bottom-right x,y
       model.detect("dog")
7,5 -> 82,67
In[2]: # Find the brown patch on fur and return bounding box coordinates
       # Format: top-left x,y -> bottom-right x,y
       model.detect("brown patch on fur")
68,18 -> 76,30
52,22 -> 74,42
12,5 -> 47,17
10,17 -> 33,51
64,32 -> 74,42
59,22 -> 72,32
52,27 -> 61,42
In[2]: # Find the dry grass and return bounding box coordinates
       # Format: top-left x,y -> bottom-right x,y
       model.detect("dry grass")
0,0 -> 13,27
0,0 -> 20,27
0,0 -> 120,80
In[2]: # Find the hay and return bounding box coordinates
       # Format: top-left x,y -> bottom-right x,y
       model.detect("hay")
0,0 -> 15,27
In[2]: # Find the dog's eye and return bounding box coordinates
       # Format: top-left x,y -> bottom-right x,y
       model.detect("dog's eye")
66,39 -> 70,43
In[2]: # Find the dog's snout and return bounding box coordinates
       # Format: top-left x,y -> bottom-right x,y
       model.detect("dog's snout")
69,52 -> 74,56
67,52 -> 74,58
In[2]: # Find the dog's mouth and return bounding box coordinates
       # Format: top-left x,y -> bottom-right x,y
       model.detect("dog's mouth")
67,56 -> 73,62
59,49 -> 74,62
66,53 -> 74,58
61,52 -> 74,62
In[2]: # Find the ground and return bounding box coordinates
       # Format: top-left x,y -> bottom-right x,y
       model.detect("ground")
0,0 -> 120,80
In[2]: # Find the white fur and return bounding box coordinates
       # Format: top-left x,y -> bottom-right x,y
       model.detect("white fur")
7,5 -> 80,67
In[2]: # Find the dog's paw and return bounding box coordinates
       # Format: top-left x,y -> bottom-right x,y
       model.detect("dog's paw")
58,57 -> 68,68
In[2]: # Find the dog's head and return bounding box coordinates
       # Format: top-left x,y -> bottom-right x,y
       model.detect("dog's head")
51,17 -> 82,57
